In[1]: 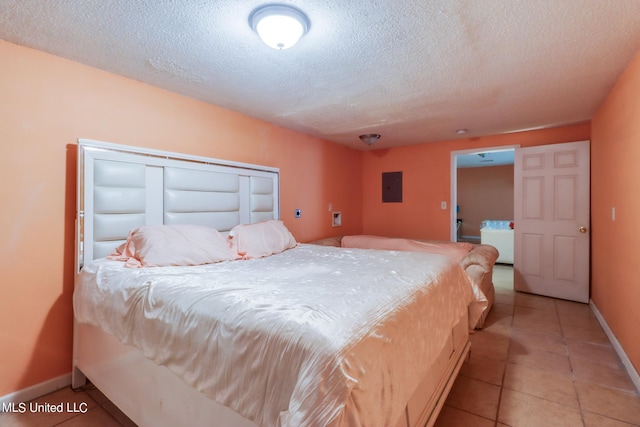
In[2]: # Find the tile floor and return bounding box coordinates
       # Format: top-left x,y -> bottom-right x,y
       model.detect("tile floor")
434,264 -> 640,427
2,265 -> 639,426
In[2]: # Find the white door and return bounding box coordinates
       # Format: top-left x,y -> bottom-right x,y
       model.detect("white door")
514,140 -> 590,303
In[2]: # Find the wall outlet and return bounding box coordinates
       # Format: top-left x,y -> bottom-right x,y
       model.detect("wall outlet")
295,209 -> 302,218
332,211 -> 342,227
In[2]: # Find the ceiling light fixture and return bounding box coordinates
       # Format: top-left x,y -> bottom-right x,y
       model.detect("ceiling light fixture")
249,4 -> 310,50
456,129 -> 468,135
359,134 -> 381,146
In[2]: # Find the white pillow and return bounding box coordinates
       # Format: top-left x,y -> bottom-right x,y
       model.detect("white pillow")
109,224 -> 237,267
229,220 -> 297,259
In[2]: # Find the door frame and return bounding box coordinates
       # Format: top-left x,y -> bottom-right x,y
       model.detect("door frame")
450,145 -> 519,241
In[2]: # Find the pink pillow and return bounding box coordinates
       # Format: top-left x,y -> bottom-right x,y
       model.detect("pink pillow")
229,220 -> 297,259
108,224 -> 237,268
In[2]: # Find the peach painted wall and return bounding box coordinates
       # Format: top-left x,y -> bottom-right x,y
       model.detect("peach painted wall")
591,50 -> 640,373
362,123 -> 590,240
0,41 -> 362,396
457,165 -> 514,238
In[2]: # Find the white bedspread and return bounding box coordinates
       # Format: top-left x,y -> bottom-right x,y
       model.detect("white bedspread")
74,244 -> 472,427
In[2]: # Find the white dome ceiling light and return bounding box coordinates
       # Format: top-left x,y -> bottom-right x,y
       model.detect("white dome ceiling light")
359,134 -> 381,146
249,4 -> 310,50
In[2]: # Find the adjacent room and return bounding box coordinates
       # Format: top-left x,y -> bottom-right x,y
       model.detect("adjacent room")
1,1 -> 640,426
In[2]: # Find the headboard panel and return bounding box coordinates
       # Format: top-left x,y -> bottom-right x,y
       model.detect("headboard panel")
250,176 -> 276,223
77,139 -> 280,270
92,159 -> 148,259
163,166 -> 241,231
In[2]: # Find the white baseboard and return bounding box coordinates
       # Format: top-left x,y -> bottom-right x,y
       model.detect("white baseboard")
0,373 -> 71,407
590,300 -> 640,393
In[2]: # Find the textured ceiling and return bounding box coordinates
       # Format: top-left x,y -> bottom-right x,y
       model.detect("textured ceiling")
2,0 -> 640,150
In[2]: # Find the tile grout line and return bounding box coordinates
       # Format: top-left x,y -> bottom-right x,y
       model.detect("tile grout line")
492,295 -> 515,427
556,299 -> 587,427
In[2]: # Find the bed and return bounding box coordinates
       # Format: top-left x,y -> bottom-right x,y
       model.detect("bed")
311,235 -> 499,329
72,139 -> 475,427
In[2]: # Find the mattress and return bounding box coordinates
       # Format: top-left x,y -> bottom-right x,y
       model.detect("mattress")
311,235 -> 499,329
74,244 -> 473,427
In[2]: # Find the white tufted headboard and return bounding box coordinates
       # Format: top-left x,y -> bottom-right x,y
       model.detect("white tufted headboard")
76,139 -> 279,271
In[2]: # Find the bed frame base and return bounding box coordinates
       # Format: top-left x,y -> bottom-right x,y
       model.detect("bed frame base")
412,342 -> 470,427
73,314 -> 469,427
403,322 -> 470,427
73,321 -> 259,427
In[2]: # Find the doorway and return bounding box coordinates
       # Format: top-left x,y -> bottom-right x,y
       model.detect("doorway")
450,146 -> 517,243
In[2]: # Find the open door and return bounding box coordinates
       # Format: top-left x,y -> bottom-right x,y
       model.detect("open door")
514,140 -> 590,303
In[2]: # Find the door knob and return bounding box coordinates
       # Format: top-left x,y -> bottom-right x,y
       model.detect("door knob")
579,226 -> 587,233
